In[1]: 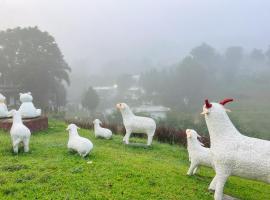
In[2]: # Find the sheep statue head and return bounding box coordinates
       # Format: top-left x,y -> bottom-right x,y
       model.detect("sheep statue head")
201,98 -> 233,116
66,124 -> 80,132
93,119 -> 102,125
201,98 -> 235,138
116,103 -> 133,117
186,129 -> 201,139
186,129 -> 204,146
116,103 -> 127,110
9,109 -> 22,123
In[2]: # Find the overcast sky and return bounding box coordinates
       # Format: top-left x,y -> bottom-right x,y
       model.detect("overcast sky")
0,0 -> 269,72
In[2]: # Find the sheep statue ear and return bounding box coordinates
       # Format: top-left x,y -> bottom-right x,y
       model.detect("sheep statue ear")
19,93 -> 22,96
28,92 -> 31,95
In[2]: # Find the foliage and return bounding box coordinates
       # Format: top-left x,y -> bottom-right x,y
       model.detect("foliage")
140,43 -> 270,111
0,121 -> 269,199
0,27 -> 70,108
81,86 -> 99,113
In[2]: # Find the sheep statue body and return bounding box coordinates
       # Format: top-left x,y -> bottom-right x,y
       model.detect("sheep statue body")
116,103 -> 156,146
10,110 -> 31,153
66,124 -> 93,157
201,99 -> 270,200
18,92 -> 41,118
0,93 -> 10,118
186,129 -> 213,175
93,119 -> 112,139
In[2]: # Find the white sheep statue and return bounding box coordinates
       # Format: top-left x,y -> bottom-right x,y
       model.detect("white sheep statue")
186,129 -> 213,175
201,98 -> 270,200
0,93 -> 10,118
93,119 -> 112,139
66,124 -> 93,157
116,103 -> 156,146
18,92 -> 41,118
10,110 -> 31,153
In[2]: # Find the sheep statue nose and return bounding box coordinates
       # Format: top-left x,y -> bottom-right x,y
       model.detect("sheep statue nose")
116,103 -> 121,109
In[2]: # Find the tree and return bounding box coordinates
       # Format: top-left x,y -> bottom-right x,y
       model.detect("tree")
0,27 -> 71,108
81,86 -> 99,114
224,46 -> 243,81
116,74 -> 133,92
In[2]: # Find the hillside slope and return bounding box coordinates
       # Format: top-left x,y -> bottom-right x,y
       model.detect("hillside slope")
0,121 -> 269,200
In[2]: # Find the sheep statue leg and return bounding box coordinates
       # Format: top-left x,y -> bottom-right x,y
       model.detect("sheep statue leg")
12,138 -> 21,154
147,135 -> 153,146
208,175 -> 217,191
123,129 -> 132,144
187,162 -> 198,175
192,167 -> 198,175
214,167 -> 231,200
147,130 -> 155,146
23,138 -> 30,153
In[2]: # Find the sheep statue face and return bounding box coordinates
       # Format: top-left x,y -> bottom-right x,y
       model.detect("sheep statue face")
18,92 -> 41,118
66,124 -> 80,132
93,119 -> 102,125
186,129 -> 201,140
201,99 -> 233,116
116,103 -> 128,112
0,93 -> 10,118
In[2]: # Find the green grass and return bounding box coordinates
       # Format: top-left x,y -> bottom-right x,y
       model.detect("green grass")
0,121 -> 269,200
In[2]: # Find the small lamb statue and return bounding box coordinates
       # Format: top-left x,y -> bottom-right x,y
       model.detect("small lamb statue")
10,110 -> 31,153
18,92 -> 41,118
116,103 -> 156,146
0,93 -> 10,118
66,124 -> 93,157
202,99 -> 270,200
186,129 -> 213,175
93,119 -> 112,139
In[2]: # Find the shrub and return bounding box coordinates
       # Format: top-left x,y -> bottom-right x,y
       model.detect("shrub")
64,118 -> 210,147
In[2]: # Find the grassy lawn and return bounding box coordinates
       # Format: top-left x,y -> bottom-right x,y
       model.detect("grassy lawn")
0,121 -> 269,200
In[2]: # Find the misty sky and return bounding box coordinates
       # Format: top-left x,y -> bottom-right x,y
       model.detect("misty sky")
0,0 -> 269,73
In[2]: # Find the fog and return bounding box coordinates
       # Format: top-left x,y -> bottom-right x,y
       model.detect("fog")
1,0 -> 269,73
1,0 -> 270,139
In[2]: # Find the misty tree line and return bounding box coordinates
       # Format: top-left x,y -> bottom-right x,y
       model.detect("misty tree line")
140,43 -> 270,111
0,27 -> 70,110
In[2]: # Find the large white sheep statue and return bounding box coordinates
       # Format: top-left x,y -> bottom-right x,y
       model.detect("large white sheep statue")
201,98 -> 270,200
18,92 -> 41,118
66,124 -> 93,157
116,103 -> 156,146
186,129 -> 213,175
0,93 -> 10,118
10,110 -> 31,153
